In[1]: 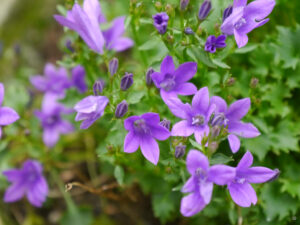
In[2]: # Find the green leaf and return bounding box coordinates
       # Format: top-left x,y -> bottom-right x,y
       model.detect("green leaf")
60,207 -> 93,225
210,153 -> 233,165
138,38 -> 160,51
189,139 -> 203,151
127,90 -> 145,104
235,44 -> 258,54
187,47 -> 217,68
212,59 -> 231,69
114,165 -> 124,185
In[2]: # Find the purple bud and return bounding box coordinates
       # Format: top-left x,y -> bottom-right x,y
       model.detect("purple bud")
211,126 -> 221,138
93,80 -> 105,95
198,0 -> 211,20
152,12 -> 169,35
159,119 -> 171,130
226,77 -> 235,86
211,113 -> 227,127
222,5 -> 233,22
180,0 -> 190,11
66,39 -> 74,52
109,57 -> 119,76
120,73 -> 133,91
175,143 -> 186,158
115,100 -> 128,118
146,68 -> 154,86
184,27 -> 194,35
250,77 -> 259,88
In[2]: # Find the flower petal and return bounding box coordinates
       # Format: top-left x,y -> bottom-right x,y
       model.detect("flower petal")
186,150 -> 209,174
2,169 -> 22,182
0,107 -> 20,126
4,182 -> 26,203
228,182 -> 257,207
233,0 -> 248,7
27,177 -> 48,207
200,181 -> 213,204
140,136 -> 160,165
103,17 -> 125,45
221,7 -> 244,35
234,30 -> 249,48
244,0 -> 275,21
174,82 -> 197,96
80,117 -> 99,129
43,128 -> 59,148
226,98 -> 250,120
237,151 -> 253,169
160,55 -> 175,75
108,37 -> 134,52
165,97 -> 191,119
124,132 -> 140,153
208,165 -> 236,185
141,112 -> 160,126
150,125 -> 170,141
243,167 -> 278,183
228,134 -> 241,153
181,177 -> 196,193
173,62 -> 197,83
171,120 -> 194,137
30,76 -> 48,92
194,125 -> 209,144
228,121 -> 260,138
210,96 -> 227,113
83,0 -> 106,24
180,193 -> 206,217
192,87 -> 209,114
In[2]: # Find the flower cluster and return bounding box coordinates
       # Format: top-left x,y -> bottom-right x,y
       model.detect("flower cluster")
1,0 -> 278,217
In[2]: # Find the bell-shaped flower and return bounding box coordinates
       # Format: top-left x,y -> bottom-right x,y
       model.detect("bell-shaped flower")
228,151 -> 279,207
181,150 -> 235,217
151,55 -> 197,102
221,0 -> 275,48
167,87 -> 215,143
210,96 -> 260,153
3,160 -> 48,207
123,113 -> 170,165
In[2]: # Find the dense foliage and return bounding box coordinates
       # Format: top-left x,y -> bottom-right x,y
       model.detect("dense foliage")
0,0 -> 300,224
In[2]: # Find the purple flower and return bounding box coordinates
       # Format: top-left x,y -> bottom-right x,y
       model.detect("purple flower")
74,95 -> 109,129
167,87 -> 215,144
54,0 -> 133,53
223,5 -> 233,22
221,0 -> 275,48
30,63 -> 72,98
124,113 -> 170,165
103,17 -> 134,52
0,83 -> 19,138
151,55 -> 197,102
152,12 -> 169,35
198,0 -> 212,20
181,150 -> 235,217
204,35 -> 227,53
35,95 -> 74,148
3,160 -> 48,207
71,65 -> 87,93
228,151 -> 278,207
54,0 -> 105,54
210,96 -> 260,153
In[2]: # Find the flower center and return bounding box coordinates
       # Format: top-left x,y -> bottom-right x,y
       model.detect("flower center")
195,168 -> 207,181
154,16 -> 163,24
211,112 -> 228,126
160,73 -> 176,92
45,115 -> 60,126
192,115 -> 205,126
134,119 -> 149,134
234,17 -> 246,29
235,177 -> 246,184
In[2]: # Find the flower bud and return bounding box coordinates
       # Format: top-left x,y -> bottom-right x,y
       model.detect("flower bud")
175,143 -> 186,158
65,39 -> 74,52
167,35 -> 174,44
115,100 -> 128,118
165,4 -> 174,15
159,119 -> 171,130
226,77 -> 235,86
155,1 -> 162,11
198,0 -> 211,20
93,80 -> 105,95
180,0 -> 190,11
184,27 -> 194,35
120,73 -> 133,91
211,113 -> 227,126
146,67 -> 154,86
208,141 -> 218,153
250,77 -> 259,88
109,57 -> 119,76
196,26 -> 203,36
222,5 -> 233,22
211,126 -> 221,138
152,12 -> 169,35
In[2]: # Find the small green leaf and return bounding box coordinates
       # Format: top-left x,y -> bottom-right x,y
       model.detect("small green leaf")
127,91 -> 145,104
189,139 -> 203,150
212,59 -> 231,69
235,44 -> 258,54
138,38 -> 160,51
114,165 -> 124,185
210,153 -> 233,165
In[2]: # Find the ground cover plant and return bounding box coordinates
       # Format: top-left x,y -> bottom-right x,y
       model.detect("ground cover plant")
0,0 -> 300,224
